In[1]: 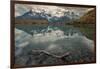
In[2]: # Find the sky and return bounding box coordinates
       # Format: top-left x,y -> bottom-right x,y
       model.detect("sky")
15,3 -> 93,17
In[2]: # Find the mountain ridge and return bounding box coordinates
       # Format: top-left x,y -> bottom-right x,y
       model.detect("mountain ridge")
16,9 -> 80,23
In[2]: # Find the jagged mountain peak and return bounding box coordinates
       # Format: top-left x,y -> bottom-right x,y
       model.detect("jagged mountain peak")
16,7 -> 80,23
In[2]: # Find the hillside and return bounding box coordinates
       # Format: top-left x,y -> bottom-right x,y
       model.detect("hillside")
73,8 -> 96,40
76,8 -> 96,24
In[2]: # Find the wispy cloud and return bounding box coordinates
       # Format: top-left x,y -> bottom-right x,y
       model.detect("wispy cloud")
15,4 -> 93,17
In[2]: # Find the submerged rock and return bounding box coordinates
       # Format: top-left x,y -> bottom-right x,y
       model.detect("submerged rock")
15,28 -> 95,66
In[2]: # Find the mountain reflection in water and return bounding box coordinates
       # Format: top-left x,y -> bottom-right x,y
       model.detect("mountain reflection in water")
15,25 -> 95,66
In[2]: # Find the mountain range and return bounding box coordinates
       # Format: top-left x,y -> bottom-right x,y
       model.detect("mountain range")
16,8 -> 80,23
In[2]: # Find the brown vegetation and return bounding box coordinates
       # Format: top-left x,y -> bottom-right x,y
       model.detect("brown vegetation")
76,8 -> 96,24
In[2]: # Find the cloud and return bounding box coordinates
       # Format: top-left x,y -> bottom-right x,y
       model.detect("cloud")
15,3 -> 92,17
15,26 -> 94,57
